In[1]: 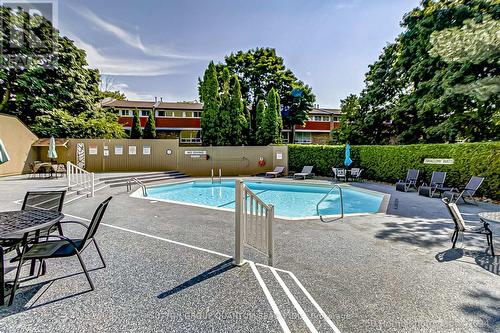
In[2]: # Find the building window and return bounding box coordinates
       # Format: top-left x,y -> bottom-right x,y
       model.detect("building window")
282,132 -> 290,144
180,130 -> 202,143
312,115 -> 330,122
193,111 -> 201,118
157,110 -> 166,117
140,110 -> 149,117
294,132 -> 312,144
182,111 -> 187,117
119,109 -> 130,116
332,116 -> 339,122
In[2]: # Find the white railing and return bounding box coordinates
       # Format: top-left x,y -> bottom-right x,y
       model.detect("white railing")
66,161 -> 95,197
234,180 -> 274,266
211,168 -> 221,184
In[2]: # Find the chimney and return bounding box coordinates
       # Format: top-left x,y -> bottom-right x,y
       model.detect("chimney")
154,96 -> 157,103
160,97 -> 163,102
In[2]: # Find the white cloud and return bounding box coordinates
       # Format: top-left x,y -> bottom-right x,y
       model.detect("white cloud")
68,4 -> 207,60
108,82 -> 155,101
69,33 -> 180,76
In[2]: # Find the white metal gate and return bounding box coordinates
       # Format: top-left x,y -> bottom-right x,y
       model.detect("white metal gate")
234,179 -> 274,266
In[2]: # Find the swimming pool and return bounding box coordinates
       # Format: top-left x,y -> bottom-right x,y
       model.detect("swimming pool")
142,180 -> 386,219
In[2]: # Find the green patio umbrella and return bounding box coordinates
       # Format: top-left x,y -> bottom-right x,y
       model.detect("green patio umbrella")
0,138 -> 10,164
48,136 -> 58,160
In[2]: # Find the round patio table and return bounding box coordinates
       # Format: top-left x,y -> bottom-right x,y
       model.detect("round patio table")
478,211 -> 500,224
0,209 -> 64,306
0,210 -> 64,238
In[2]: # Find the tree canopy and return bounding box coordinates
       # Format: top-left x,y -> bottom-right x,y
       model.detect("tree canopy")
200,48 -> 315,144
0,6 -> 125,138
334,0 -> 499,144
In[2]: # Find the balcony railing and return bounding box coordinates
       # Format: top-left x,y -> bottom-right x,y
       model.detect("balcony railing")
180,137 -> 202,144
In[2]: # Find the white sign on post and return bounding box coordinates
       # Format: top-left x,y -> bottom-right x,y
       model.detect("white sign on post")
276,152 -> 283,160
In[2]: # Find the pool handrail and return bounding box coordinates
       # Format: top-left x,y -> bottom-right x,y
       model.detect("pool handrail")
126,177 -> 148,197
211,168 -> 222,184
316,184 -> 344,222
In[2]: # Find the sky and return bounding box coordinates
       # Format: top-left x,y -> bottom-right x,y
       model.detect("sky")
58,0 -> 421,108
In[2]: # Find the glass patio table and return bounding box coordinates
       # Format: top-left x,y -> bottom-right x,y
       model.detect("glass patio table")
478,211 -> 500,224
1,209 -> 64,306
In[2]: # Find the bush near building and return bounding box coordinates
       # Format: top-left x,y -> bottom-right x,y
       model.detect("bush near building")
289,142 -> 500,199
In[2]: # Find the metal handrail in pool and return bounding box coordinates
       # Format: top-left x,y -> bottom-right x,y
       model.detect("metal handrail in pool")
316,184 -> 343,222
127,177 -> 148,197
211,168 -> 222,184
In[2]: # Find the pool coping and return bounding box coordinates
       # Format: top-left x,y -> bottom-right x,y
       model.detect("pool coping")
130,177 -> 391,221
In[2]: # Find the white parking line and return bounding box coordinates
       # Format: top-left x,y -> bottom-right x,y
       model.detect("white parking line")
249,261 -> 291,333
59,212 -> 341,333
63,213 -> 232,259
287,271 -> 342,333
270,267 -> 318,333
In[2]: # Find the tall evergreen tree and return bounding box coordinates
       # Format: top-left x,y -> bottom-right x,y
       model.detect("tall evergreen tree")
255,100 -> 267,145
218,67 -> 232,145
130,109 -> 142,139
199,62 -> 220,145
143,111 -> 156,139
259,88 -> 283,145
229,75 -> 248,145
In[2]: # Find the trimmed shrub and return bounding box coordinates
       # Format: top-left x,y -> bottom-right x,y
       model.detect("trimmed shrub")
289,143 -> 500,200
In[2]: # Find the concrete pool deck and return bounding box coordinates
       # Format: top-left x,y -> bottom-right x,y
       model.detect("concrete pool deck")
0,174 -> 499,332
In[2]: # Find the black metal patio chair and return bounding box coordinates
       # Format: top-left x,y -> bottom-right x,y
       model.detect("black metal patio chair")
7,197 -> 112,305
395,169 -> 420,192
442,198 -> 494,256
443,176 -> 484,204
22,190 -> 66,235
418,171 -> 447,197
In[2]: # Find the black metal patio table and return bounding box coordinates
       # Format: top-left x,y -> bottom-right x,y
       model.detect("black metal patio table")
1,209 -> 64,306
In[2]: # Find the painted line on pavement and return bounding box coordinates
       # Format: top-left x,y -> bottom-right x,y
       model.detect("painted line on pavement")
270,267 -> 318,333
63,213 -> 232,259
249,261 -> 291,333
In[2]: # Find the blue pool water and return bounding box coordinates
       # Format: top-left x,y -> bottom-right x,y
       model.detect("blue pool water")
146,180 -> 384,218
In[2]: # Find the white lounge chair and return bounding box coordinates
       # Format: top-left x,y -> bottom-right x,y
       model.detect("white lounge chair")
266,166 -> 285,178
294,166 -> 314,180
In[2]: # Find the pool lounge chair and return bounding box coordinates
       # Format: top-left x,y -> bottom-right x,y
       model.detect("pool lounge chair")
418,171 -> 447,197
442,198 -> 494,256
443,176 -> 484,204
294,166 -> 314,180
395,169 -> 420,192
332,167 -> 347,181
266,166 -> 285,178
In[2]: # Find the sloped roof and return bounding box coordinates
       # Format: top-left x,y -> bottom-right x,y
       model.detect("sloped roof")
101,99 -> 203,110
310,108 -> 342,115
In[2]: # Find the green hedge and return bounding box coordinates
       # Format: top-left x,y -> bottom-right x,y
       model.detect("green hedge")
289,143 -> 500,200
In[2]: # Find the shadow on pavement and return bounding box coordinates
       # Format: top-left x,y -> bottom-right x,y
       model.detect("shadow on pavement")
158,258 -> 235,299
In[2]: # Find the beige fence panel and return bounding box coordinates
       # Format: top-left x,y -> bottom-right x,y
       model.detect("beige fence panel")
31,138 -> 288,175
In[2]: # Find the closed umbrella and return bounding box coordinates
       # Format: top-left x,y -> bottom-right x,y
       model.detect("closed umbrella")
344,144 -> 352,168
48,136 -> 58,160
0,138 -> 10,164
